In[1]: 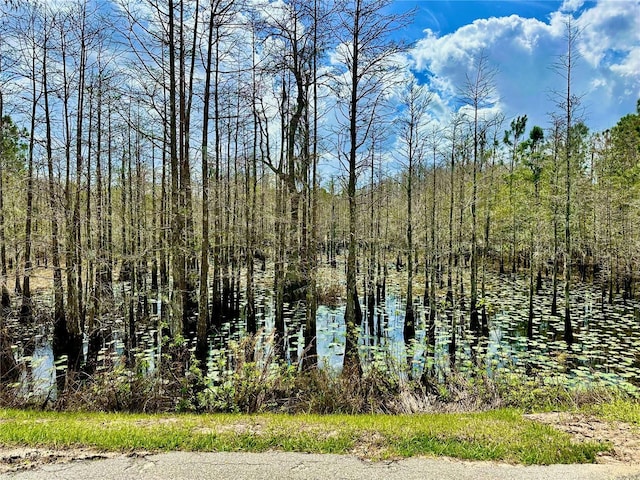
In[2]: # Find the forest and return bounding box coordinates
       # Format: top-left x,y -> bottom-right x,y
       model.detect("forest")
0,0 -> 639,413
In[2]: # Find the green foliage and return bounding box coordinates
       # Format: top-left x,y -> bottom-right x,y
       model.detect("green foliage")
503,115 -> 528,147
610,109 -> 640,175
0,115 -> 27,172
585,399 -> 640,424
493,373 -> 627,412
530,125 -> 544,145
197,334 -> 404,414
419,356 -> 636,414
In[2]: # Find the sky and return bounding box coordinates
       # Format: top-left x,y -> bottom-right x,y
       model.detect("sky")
386,0 -> 640,133
5,0 -> 637,148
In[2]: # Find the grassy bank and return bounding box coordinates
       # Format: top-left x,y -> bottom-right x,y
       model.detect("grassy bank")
0,408 -> 609,464
586,400 -> 640,425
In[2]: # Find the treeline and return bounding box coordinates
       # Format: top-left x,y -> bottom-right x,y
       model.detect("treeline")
0,0 -> 639,392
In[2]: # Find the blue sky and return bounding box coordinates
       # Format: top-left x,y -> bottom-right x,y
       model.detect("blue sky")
399,1 -> 573,35
7,0 -> 636,141
385,0 -> 640,133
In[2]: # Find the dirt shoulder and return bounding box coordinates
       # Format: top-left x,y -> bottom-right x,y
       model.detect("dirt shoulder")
0,448 -> 119,474
524,412 -> 640,464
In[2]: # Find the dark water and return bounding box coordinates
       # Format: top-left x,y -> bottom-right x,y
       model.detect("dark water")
5,271 -> 640,398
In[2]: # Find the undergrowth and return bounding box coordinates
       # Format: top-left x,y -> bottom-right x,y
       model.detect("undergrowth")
0,332 -> 635,415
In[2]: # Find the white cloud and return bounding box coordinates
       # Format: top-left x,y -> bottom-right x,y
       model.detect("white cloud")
577,0 -> 640,68
611,49 -> 640,77
410,0 -> 640,132
561,0 -> 586,13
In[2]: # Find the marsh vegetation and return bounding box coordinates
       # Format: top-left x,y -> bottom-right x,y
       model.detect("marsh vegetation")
0,0 -> 639,413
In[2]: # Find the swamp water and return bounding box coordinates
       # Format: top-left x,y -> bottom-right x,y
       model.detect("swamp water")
5,268 -> 640,398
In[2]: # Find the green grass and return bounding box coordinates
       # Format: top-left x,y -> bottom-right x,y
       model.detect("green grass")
583,399 -> 640,425
0,408 -> 609,464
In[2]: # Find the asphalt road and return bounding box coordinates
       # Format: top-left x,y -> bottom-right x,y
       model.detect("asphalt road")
3,452 -> 640,480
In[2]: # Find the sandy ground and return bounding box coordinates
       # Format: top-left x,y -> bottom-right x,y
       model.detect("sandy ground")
524,412 -> 640,464
0,447 -> 120,474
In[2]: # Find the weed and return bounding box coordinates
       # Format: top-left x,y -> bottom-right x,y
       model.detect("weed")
316,283 -> 343,308
1,328 -> 634,416
585,399 -> 640,424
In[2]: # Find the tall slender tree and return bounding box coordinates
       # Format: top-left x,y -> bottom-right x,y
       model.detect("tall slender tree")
332,0 -> 409,375
398,79 -> 431,360
553,19 -> 581,345
461,52 -> 497,337
504,115 -> 527,274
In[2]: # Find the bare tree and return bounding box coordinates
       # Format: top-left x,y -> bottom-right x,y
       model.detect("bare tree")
15,4 -> 41,322
552,18 -> 582,345
397,79 -> 431,364
461,52 -> 497,338
197,0 -> 237,366
331,0 -> 409,375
